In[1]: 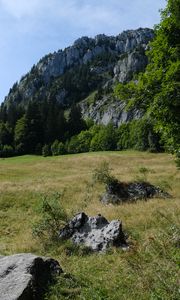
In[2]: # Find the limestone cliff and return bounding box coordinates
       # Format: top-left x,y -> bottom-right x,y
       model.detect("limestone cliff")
4,28 -> 153,125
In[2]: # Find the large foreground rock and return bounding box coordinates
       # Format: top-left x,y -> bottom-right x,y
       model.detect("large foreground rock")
59,212 -> 127,252
0,253 -> 62,300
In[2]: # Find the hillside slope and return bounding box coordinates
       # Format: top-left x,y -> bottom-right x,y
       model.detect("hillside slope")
4,28 -> 153,125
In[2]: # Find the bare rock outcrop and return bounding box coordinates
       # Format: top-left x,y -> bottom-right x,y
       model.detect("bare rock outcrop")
0,253 -> 62,300
101,180 -> 171,204
59,212 -> 127,252
80,94 -> 141,126
4,28 -> 154,121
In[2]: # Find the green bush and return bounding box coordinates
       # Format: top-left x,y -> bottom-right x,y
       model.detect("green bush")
32,192 -> 68,243
90,124 -> 117,151
117,123 -> 131,150
93,161 -> 118,187
67,135 -> 79,154
42,144 -> 51,157
51,140 -> 66,156
117,118 -> 162,152
39,119 -> 163,157
67,130 -> 92,154
0,144 -> 14,157
89,132 -> 102,151
137,166 -> 150,182
51,140 -> 60,156
58,142 -> 66,155
130,119 -> 151,151
76,130 -> 92,153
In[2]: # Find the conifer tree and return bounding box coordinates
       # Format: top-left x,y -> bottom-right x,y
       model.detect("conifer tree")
68,104 -> 86,137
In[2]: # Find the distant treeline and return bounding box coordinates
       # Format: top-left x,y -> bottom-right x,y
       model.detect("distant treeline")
0,100 -> 163,158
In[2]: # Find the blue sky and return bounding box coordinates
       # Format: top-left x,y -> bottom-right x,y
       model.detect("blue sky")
0,0 -> 166,103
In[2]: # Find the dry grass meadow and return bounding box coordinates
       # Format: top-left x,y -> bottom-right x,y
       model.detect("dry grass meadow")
0,151 -> 179,299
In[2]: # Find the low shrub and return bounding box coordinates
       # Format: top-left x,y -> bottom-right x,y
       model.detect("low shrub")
93,161 -> 119,188
42,144 -> 52,157
32,192 -> 68,243
0,144 -> 14,157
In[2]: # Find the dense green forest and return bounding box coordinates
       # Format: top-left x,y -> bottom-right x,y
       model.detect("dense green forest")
0,0 -> 179,159
0,99 -> 162,157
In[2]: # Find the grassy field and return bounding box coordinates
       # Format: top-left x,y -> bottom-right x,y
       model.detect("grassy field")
0,151 -> 179,299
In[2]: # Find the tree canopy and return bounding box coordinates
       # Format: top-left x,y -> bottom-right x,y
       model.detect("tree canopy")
115,0 -> 180,152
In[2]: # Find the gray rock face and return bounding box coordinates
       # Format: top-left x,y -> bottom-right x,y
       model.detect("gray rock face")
4,28 -> 153,115
0,253 -> 62,300
36,28 -> 153,85
59,212 -> 127,252
113,50 -> 148,83
37,50 -> 67,83
80,94 -> 141,126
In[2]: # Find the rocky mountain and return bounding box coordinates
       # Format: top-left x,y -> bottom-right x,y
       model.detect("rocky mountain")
4,28 -> 154,125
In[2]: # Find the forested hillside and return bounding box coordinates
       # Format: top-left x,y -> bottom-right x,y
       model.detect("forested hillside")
0,0 -> 179,160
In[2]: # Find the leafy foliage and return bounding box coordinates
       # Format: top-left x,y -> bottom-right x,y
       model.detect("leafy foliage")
0,144 -> 14,157
115,0 -> 180,152
116,118 -> 162,152
93,161 -> 118,187
14,115 -> 29,154
42,144 -> 52,157
51,140 -> 61,156
90,123 -> 118,151
32,192 -> 68,243
0,122 -> 13,145
0,105 -> 163,157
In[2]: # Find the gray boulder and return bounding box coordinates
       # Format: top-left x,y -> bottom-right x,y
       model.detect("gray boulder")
0,253 -> 62,300
101,181 -> 171,204
59,212 -> 127,252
